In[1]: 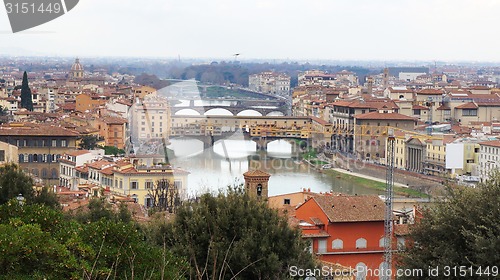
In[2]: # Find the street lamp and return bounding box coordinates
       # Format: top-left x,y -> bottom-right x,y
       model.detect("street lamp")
16,193 -> 25,206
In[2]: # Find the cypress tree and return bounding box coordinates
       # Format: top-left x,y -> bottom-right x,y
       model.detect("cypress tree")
20,71 -> 33,111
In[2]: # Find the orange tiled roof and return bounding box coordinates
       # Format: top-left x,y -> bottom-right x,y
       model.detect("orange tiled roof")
455,102 -> 478,109
310,195 -> 385,223
243,170 -> 271,177
354,112 -> 416,121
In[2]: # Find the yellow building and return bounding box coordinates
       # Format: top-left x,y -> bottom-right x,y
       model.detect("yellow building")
423,136 -> 454,177
133,86 -> 156,99
109,161 -> 189,208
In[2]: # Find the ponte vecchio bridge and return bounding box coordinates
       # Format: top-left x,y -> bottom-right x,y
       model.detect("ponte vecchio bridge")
169,115 -> 334,150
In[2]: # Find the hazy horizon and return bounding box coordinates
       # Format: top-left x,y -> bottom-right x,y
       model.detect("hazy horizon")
1,0 -> 500,62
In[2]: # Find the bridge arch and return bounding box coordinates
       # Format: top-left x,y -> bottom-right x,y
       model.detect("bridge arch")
174,109 -> 201,116
237,109 -> 262,116
204,108 -> 233,116
266,111 -> 285,116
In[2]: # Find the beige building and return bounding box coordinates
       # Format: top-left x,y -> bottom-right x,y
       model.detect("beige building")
354,112 -> 416,160
249,71 -> 290,97
0,140 -> 18,165
0,123 -> 79,185
130,93 -> 171,143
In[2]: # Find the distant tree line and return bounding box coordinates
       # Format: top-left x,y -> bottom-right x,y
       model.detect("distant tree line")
131,61 -> 372,89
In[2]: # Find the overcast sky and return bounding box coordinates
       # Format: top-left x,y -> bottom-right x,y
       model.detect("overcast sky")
0,0 -> 499,61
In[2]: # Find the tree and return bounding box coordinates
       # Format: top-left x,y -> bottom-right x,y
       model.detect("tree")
20,71 -> 33,111
147,179 -> 181,213
0,163 -> 34,205
160,187 -> 316,279
79,135 -> 99,150
0,199 -> 187,279
102,146 -> 125,156
398,172 -> 500,279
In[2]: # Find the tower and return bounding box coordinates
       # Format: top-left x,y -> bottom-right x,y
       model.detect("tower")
366,76 -> 374,95
383,68 -> 389,89
243,170 -> 270,200
70,58 -> 84,80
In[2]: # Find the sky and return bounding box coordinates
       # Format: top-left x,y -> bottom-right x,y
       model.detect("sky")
0,0 -> 499,62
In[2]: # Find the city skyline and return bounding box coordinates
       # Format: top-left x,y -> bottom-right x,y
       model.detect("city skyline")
1,0 -> 500,62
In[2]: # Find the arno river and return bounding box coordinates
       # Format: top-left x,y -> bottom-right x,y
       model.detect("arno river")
167,138 -> 382,197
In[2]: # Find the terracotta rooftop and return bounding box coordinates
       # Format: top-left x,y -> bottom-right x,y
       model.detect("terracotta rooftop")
416,89 -> 444,95
455,102 -> 478,109
412,104 -> 428,110
243,170 -> 271,177
354,112 -> 416,121
87,160 -> 114,169
310,195 -> 385,223
479,140 -> 500,148
0,124 -> 80,137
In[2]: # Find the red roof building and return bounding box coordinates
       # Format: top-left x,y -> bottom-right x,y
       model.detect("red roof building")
295,195 -> 391,279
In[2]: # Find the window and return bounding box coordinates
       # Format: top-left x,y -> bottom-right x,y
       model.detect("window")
283,199 -> 291,205
174,181 -> 182,189
332,239 -> 343,249
131,181 -> 138,189
379,237 -> 387,248
356,263 -> 367,280
145,180 -> 154,189
317,239 -> 327,254
52,140 -> 57,147
256,184 -> 262,196
356,238 -> 367,249
462,109 -> 477,116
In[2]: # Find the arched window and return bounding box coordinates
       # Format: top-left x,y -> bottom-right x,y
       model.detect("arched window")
379,262 -> 389,279
47,154 -> 52,163
356,238 -> 367,249
28,154 -> 34,163
33,154 -> 38,162
51,168 -> 58,179
365,140 -> 370,146
256,184 -> 262,196
42,168 -> 48,178
38,154 -> 43,162
332,239 -> 343,249
19,154 -> 24,163
379,237 -> 386,248
32,169 -> 39,177
356,262 -> 367,280
366,153 -> 371,159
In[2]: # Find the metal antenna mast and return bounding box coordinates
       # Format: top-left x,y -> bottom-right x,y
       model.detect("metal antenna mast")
383,128 -> 396,279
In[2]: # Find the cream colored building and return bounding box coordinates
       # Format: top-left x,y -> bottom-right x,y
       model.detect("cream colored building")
479,140 -> 500,182
130,93 -> 171,143
249,71 -> 290,97
0,140 -> 18,165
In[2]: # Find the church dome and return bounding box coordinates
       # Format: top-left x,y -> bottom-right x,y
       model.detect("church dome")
71,58 -> 84,72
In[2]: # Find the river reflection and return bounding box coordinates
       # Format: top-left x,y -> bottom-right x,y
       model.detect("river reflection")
168,139 -> 382,197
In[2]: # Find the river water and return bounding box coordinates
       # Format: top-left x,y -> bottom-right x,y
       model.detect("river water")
167,139 -> 382,197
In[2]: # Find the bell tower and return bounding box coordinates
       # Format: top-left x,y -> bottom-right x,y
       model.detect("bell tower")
243,170 -> 270,200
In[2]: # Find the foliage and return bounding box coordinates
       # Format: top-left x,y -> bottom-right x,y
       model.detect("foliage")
147,179 -> 181,214
102,146 -> 125,156
71,198 -> 131,224
0,163 -> 34,205
32,186 -> 60,209
79,135 -> 99,150
20,71 -> 33,111
0,199 -> 187,279
158,187 -> 316,279
397,172 -> 500,279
